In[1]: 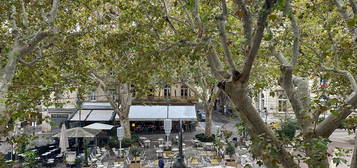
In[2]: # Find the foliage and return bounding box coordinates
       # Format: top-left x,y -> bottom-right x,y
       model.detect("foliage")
109,135 -> 138,148
341,116 -> 357,133
225,143 -> 236,158
214,139 -> 223,150
121,138 -> 135,148
223,130 -> 233,140
163,146 -> 172,151
23,151 -> 37,168
83,147 -> 89,166
235,121 -> 247,138
331,147 -> 351,167
9,134 -> 37,153
75,158 -> 82,164
195,133 -> 215,142
129,146 -> 143,157
276,120 -> 299,140
108,136 -> 120,148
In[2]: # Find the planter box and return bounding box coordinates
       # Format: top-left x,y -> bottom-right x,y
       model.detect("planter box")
129,163 -> 141,168
117,158 -> 125,162
225,159 -> 236,167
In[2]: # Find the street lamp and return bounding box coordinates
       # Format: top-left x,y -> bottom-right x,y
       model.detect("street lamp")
117,127 -> 124,157
173,120 -> 187,168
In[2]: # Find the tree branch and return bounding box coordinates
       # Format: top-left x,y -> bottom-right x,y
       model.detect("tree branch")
334,0 -> 351,20
240,0 -> 275,83
286,1 -> 300,67
20,0 -> 29,27
234,0 -> 252,44
206,44 -> 231,80
321,66 -> 357,92
91,73 -> 121,111
316,92 -> 357,137
48,0 -> 60,25
10,6 -> 18,40
178,0 -> 195,29
349,0 -> 357,16
217,0 -> 236,72
19,31 -> 50,56
162,0 -> 177,33
334,0 -> 357,42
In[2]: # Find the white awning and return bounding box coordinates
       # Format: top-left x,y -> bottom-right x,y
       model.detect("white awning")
86,110 -> 115,121
127,105 -> 197,121
70,110 -> 92,121
70,109 -> 115,121
168,105 -> 197,121
128,105 -> 167,121
84,123 -> 114,130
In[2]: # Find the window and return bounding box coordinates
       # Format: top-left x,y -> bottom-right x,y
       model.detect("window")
181,85 -> 188,98
51,114 -> 69,118
261,92 -> 265,110
164,85 -> 171,97
131,84 -> 136,97
278,92 -> 288,112
148,88 -> 154,97
89,89 -> 96,101
109,89 -> 117,101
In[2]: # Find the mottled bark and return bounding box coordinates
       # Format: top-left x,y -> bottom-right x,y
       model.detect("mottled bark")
95,74 -> 132,138
351,131 -> 357,168
204,103 -> 213,136
223,81 -> 298,168
120,116 -> 131,138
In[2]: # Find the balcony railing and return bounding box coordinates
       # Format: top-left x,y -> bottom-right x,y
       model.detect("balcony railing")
133,95 -> 198,104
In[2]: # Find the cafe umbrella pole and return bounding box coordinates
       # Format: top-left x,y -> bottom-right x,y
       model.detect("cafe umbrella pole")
173,120 -> 187,168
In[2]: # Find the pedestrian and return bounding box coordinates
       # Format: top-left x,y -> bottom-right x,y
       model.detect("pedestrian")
158,156 -> 164,168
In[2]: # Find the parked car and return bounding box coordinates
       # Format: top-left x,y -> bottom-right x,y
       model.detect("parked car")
197,111 -> 206,122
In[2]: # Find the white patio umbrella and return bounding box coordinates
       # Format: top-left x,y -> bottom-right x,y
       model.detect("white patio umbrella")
59,124 -> 69,154
53,127 -> 101,138
84,123 -> 114,130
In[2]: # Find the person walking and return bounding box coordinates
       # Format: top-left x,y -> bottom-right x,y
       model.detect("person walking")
158,156 -> 164,168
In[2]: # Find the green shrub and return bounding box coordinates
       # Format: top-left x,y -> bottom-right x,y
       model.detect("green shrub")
121,138 -> 134,148
163,146 -> 172,151
276,120 -> 299,140
195,133 -> 215,142
23,151 -> 37,168
108,136 -> 119,148
225,143 -> 235,157
129,146 -> 143,157
131,134 -> 140,143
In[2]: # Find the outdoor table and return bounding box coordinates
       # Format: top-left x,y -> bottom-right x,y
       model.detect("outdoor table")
158,138 -> 164,144
144,140 -> 151,148
158,144 -> 164,149
205,142 -> 214,150
193,139 -> 200,147
172,148 -> 179,152
210,158 -> 219,165
42,152 -> 50,157
156,150 -> 163,157
139,137 -> 147,141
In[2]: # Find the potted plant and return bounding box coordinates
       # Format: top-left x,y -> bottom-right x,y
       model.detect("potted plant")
82,147 -> 91,168
23,151 -> 37,168
163,146 -> 172,158
129,146 -> 143,168
225,143 -> 236,167
75,158 -> 82,168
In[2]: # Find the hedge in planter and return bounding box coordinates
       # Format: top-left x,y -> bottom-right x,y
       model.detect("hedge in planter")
195,133 -> 215,142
